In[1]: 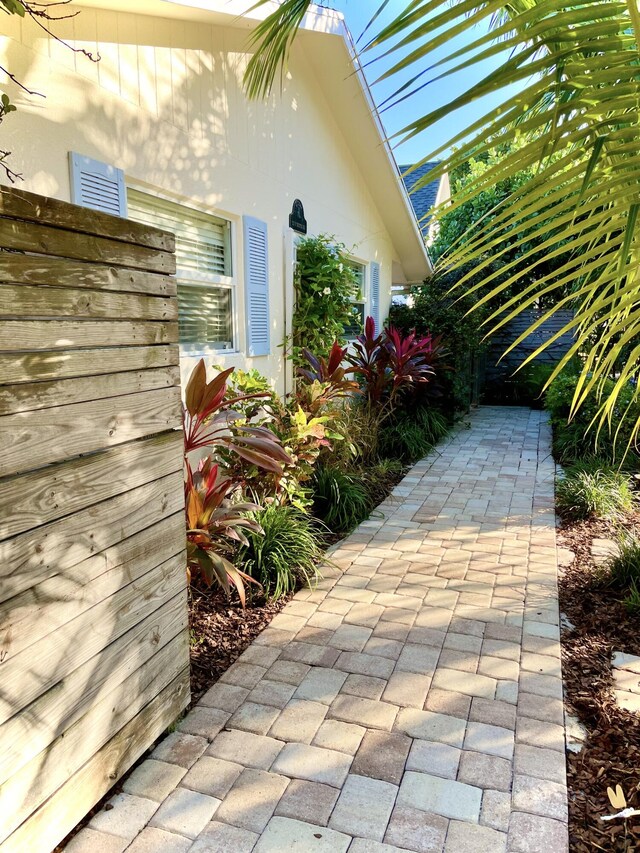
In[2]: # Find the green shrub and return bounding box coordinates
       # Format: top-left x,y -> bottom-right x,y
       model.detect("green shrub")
292,235 -> 360,364
605,534 -> 640,612
510,362 -> 556,408
379,406 -> 449,464
363,458 -> 406,504
556,462 -> 636,520
239,505 -> 324,600
545,370 -> 640,465
312,465 -> 372,534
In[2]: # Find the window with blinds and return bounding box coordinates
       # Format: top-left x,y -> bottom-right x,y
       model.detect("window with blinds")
127,189 -> 234,349
344,260 -> 367,339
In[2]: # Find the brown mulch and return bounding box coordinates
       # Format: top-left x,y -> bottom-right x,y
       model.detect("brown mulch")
188,581 -> 292,702
558,514 -> 640,852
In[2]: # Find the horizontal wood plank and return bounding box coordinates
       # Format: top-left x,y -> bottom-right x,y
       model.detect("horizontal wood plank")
0,254 -> 176,296
0,319 -> 178,351
0,283 -> 177,322
0,366 -> 180,415
0,387 -> 182,477
0,632 -> 188,844
0,552 -> 185,727
1,513 -> 185,660
0,592 -> 187,786
0,471 -> 184,602
0,219 -> 176,274
1,670 -> 189,853
0,344 -> 179,385
0,186 -> 175,252
0,430 -> 184,540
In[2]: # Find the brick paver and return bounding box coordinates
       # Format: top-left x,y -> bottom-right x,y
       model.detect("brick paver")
68,407 -> 568,853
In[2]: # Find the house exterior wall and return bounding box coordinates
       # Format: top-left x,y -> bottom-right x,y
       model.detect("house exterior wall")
2,6 -> 402,394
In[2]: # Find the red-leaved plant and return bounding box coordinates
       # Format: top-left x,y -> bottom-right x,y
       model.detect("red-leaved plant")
296,341 -> 360,415
347,317 -> 438,407
183,359 -> 291,603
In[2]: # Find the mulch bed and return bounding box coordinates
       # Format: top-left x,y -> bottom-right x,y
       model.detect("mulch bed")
558,514 -> 640,852
189,581 -> 291,702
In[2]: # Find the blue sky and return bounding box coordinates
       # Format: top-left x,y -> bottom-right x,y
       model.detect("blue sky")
329,0 -> 512,165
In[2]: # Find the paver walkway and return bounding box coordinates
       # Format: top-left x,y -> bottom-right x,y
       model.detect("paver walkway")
66,407 -> 568,853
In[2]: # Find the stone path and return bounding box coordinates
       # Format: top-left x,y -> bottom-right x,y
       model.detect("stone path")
66,407 -> 568,853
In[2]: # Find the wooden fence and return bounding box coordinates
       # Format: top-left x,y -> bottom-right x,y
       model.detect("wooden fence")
0,187 -> 189,853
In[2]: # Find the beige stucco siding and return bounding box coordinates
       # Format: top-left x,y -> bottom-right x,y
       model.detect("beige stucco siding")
2,6 -> 406,393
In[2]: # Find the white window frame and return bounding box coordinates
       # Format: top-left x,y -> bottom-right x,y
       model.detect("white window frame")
126,183 -> 241,356
345,257 -> 368,340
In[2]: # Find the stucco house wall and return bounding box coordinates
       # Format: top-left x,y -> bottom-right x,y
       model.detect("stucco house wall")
1,1 -> 430,395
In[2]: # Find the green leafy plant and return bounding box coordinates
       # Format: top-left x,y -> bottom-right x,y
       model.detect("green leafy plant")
239,504 -> 324,600
556,463 -> 636,521
182,360 -> 291,602
546,370 -> 640,464
379,405 -> 449,465
604,533 -> 640,612
291,235 -> 361,365
312,465 -> 372,534
221,365 -> 346,510
185,459 -> 262,605
362,458 -> 406,504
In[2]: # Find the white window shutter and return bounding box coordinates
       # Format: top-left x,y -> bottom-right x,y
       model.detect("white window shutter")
69,152 -> 127,217
243,215 -> 270,357
370,261 -> 381,333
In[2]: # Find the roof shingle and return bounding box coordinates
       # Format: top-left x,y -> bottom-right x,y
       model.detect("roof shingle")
399,162 -> 442,238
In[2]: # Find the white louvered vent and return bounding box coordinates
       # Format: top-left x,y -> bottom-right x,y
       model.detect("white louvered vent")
69,152 -> 126,217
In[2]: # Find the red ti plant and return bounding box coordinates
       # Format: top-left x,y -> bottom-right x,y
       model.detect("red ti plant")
185,458 -> 262,606
347,316 -> 436,407
183,359 -> 292,603
184,359 -> 291,472
296,341 -> 359,415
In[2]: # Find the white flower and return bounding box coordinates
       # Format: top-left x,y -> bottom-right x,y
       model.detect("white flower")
338,263 -> 344,272
323,287 -> 331,296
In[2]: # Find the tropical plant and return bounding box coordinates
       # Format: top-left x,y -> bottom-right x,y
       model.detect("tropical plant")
389,270 -> 486,414
182,360 -> 291,601
555,463 -> 636,521
244,0 -> 640,450
239,504 -> 324,600
347,317 -> 437,408
218,364 -> 345,510
379,405 -> 448,464
312,464 -> 373,534
296,342 -> 359,416
183,360 -> 291,472
185,458 -> 262,604
291,234 -> 361,365
545,370 -> 640,464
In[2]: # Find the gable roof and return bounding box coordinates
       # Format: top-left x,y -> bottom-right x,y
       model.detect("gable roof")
78,0 -> 432,282
400,162 -> 444,239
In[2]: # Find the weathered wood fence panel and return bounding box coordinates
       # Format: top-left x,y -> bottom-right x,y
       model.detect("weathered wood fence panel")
0,186 -> 189,853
